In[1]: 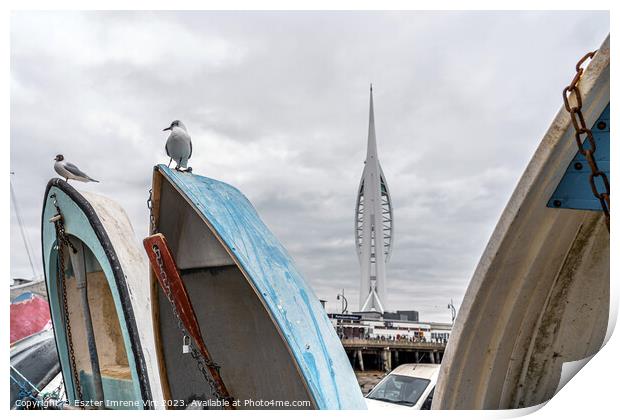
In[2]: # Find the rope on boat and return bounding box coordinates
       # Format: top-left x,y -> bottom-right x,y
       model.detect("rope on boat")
11,364 -> 67,410
10,363 -> 40,394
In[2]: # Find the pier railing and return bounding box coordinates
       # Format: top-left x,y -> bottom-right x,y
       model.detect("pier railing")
342,337 -> 446,370
341,337 -> 446,350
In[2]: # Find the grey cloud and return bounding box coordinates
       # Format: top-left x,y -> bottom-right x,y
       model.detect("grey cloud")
10,11 -> 609,322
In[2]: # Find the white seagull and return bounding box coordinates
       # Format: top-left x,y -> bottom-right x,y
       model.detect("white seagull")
163,120 -> 192,171
54,154 -> 99,183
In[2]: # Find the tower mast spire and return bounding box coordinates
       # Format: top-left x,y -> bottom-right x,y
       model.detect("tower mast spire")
367,84 -> 378,160
355,85 -> 394,313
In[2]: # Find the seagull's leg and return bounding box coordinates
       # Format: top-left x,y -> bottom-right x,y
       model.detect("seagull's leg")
167,158 -> 172,167
179,157 -> 191,172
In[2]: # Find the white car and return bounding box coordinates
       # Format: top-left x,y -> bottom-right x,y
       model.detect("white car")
364,364 -> 439,410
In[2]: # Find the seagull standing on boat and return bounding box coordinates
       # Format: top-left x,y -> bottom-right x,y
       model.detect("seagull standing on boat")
163,120 -> 192,171
53,154 -> 99,183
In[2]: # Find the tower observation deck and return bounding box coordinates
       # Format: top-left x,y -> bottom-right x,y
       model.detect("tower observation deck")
355,86 -> 394,313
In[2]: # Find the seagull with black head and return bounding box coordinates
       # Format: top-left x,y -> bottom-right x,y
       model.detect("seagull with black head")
163,119 -> 192,172
53,154 -> 99,183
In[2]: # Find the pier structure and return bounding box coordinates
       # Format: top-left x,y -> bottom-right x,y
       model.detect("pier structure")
329,313 -> 450,371
355,85 -> 394,313
343,338 -> 446,372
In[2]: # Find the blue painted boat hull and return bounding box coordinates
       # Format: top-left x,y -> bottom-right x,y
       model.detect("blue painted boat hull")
150,165 -> 365,409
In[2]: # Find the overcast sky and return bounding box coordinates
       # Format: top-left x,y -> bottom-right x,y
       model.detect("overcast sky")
10,11 -> 609,322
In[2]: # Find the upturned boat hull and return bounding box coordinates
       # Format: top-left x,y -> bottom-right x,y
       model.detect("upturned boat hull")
433,36 -> 610,409
41,179 -> 162,409
148,165 -> 366,409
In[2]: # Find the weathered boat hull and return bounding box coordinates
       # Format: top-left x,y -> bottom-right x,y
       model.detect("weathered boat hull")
41,179 -> 163,409
10,292 -> 51,344
149,165 -> 366,409
10,328 -> 60,408
433,36 -> 610,409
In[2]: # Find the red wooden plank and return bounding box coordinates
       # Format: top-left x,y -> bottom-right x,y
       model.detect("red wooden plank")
143,233 -> 233,406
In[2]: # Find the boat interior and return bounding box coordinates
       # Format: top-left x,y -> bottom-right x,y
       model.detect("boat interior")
152,175 -> 314,409
52,236 -> 137,407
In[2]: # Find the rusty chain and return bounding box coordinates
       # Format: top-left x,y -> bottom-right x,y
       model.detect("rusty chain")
562,50 -> 610,231
147,189 -> 157,234
49,194 -> 83,405
151,240 -> 228,405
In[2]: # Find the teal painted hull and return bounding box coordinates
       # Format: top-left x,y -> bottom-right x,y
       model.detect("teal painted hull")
41,179 -> 152,409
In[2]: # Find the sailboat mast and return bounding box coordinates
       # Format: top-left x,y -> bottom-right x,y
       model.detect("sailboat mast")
10,174 -> 38,279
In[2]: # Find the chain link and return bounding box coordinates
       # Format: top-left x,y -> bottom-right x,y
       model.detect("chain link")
562,50 -> 610,231
49,194 -> 83,405
148,187 -> 232,405
147,189 -> 157,234
151,243 -> 228,403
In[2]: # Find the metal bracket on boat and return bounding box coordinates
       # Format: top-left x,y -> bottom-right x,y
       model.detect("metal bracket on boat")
547,103 -> 610,212
143,233 -> 234,408
182,335 -> 191,354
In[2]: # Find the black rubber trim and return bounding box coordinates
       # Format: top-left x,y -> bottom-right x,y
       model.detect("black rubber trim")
41,178 -> 153,407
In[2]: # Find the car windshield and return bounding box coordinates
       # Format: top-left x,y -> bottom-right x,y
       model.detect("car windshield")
366,374 -> 430,407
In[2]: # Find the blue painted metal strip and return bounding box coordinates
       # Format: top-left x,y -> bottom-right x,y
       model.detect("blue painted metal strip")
158,165 -> 366,409
547,104 -> 610,211
11,292 -> 34,304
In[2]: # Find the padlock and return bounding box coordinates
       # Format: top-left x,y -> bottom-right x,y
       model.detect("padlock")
182,335 -> 191,354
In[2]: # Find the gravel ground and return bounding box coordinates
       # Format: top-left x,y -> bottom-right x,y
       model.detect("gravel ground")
354,370 -> 386,395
